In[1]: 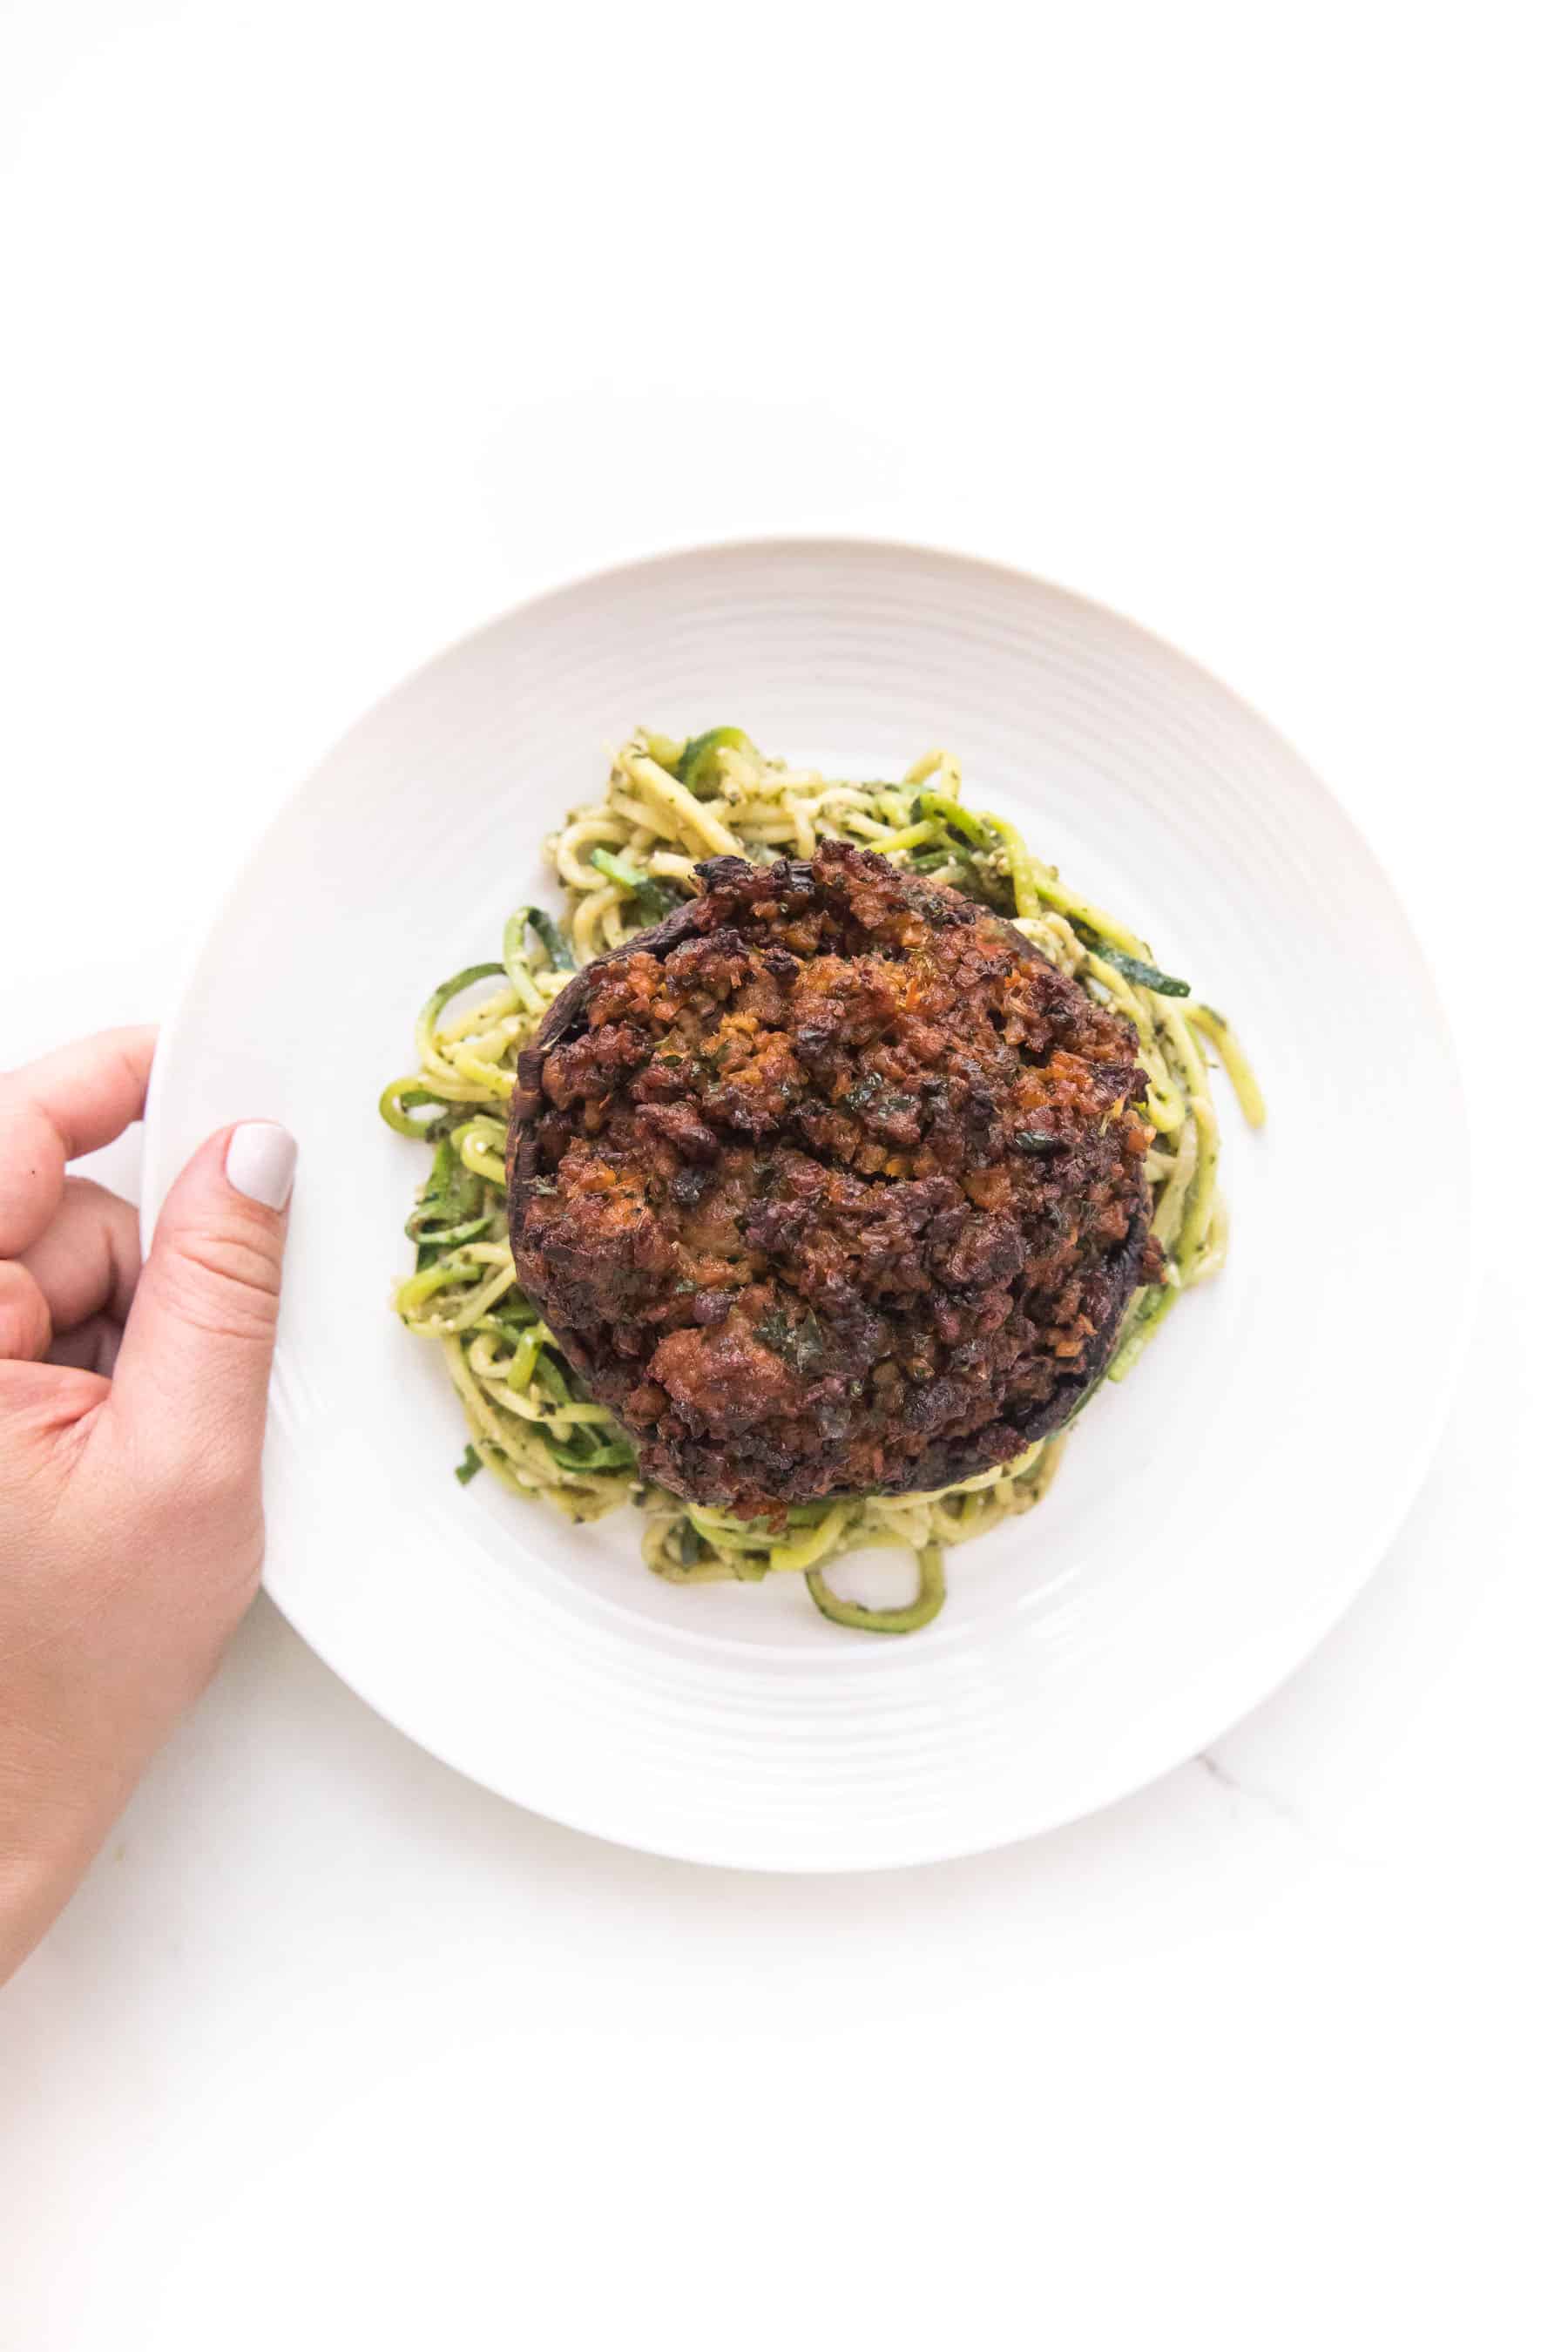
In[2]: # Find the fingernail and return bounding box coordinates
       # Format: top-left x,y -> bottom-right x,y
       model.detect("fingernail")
226,1122 -> 298,1210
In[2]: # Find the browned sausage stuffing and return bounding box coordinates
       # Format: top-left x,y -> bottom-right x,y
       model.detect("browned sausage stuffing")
507,841 -> 1158,1522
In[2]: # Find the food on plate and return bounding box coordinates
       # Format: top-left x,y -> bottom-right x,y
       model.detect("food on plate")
379,730 -> 1262,1631
508,841 -> 1158,1517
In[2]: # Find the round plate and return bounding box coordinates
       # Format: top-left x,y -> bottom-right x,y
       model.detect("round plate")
142,539 -> 1469,1871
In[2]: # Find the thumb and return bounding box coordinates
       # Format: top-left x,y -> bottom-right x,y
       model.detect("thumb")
113,1122 -> 296,1470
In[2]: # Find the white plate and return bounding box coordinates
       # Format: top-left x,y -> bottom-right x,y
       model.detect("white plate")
143,539 -> 1469,1871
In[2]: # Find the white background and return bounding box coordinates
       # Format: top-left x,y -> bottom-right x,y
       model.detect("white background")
1,4 -> 1564,2346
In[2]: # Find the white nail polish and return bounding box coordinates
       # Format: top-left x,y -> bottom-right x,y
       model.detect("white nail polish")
226,1122 -> 298,1210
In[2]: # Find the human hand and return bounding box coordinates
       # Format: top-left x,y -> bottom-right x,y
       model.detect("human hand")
0,1031 -> 295,1983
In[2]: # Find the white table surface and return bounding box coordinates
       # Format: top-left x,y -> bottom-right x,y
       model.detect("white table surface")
2,6 -> 1563,2345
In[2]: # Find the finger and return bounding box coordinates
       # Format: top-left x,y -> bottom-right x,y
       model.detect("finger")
47,1313 -> 124,1378
0,1260 -> 52,1361
0,1027 -> 157,1259
17,1177 -> 142,1340
110,1121 -> 295,1478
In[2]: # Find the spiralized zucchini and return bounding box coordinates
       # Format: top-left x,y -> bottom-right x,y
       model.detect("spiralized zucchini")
380,728 -> 1263,1631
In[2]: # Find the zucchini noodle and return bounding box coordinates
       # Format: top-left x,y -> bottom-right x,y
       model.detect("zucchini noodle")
380,727 -> 1264,1632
